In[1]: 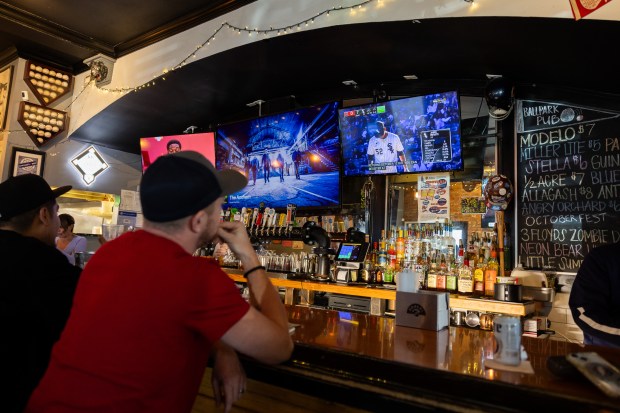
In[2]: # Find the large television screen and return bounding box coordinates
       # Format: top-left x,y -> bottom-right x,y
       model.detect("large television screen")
216,102 -> 341,209
339,91 -> 463,176
139,133 -> 215,172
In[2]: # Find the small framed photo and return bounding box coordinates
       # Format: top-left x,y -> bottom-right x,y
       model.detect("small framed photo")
9,147 -> 46,177
0,65 -> 14,130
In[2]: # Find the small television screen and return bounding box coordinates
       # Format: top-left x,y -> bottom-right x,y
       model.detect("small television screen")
339,91 -> 463,176
335,242 -> 369,262
139,132 -> 216,172
216,102 -> 341,209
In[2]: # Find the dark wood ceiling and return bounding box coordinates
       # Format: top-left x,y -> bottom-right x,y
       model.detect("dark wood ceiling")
0,0 -> 256,71
2,1 -> 620,154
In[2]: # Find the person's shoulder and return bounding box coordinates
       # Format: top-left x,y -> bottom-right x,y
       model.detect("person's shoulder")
590,242 -> 620,257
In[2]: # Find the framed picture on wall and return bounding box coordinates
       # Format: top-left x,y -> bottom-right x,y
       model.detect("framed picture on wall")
10,147 -> 46,177
0,65 -> 14,130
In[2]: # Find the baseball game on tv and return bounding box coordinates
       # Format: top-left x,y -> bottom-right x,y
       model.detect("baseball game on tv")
339,90 -> 463,176
216,102 -> 341,209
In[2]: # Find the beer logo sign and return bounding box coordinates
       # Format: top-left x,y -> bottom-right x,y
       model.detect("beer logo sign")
407,303 -> 426,317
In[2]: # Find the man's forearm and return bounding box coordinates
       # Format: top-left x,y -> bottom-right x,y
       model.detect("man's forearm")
245,268 -> 289,331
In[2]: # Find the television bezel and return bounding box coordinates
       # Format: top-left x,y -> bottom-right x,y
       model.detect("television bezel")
338,90 -> 464,178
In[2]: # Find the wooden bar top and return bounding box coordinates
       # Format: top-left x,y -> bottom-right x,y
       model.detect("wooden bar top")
245,306 -> 620,412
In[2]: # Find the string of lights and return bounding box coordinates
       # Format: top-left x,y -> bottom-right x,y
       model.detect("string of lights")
94,0 -> 378,95
1,0 -> 478,138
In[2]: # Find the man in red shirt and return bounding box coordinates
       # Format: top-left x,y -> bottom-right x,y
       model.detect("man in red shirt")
27,151 -> 293,413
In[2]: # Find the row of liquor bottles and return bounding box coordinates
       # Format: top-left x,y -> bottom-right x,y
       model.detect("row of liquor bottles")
361,224 -> 506,298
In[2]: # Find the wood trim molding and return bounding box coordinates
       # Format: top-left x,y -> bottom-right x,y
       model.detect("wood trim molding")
115,0 -> 257,57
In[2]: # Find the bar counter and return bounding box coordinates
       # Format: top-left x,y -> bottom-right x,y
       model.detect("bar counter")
221,306 -> 620,413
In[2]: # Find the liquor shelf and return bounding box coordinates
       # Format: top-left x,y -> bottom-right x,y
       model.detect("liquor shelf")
225,269 -> 537,317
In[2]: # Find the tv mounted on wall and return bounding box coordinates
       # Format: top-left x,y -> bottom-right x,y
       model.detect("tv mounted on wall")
139,132 -> 216,172
339,90 -> 463,176
216,102 -> 341,209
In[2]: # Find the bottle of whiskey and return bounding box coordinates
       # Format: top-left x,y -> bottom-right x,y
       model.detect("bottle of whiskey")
473,252 -> 486,297
484,246 -> 499,297
435,253 -> 447,292
457,257 -> 474,296
426,250 -> 438,291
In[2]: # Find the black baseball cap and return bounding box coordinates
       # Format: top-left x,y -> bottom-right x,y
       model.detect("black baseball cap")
140,151 -> 247,222
0,174 -> 72,221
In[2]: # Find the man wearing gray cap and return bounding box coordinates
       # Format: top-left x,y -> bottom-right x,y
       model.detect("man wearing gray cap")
0,174 -> 80,413
28,151 -> 293,413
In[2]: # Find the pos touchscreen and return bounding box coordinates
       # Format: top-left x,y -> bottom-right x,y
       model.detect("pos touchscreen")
335,242 -> 369,263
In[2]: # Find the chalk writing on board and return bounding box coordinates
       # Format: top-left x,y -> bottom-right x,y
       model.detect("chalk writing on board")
517,100 -> 620,272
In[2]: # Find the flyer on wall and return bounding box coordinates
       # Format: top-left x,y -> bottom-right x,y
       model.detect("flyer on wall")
418,173 -> 450,222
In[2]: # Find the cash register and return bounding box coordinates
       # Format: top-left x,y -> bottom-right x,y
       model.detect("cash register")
334,241 -> 369,284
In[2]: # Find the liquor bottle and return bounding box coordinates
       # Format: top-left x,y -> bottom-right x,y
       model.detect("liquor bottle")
404,224 -> 414,265
396,227 -> 405,263
484,246 -> 499,297
370,241 -> 379,266
426,250 -> 438,291
457,257 -> 474,296
374,265 -> 384,285
361,249 -> 374,284
435,253 -> 447,292
387,228 -> 397,270
443,219 -> 456,261
473,254 -> 486,297
445,253 -> 458,294
383,265 -> 394,284
378,230 -> 388,268
414,249 -> 428,291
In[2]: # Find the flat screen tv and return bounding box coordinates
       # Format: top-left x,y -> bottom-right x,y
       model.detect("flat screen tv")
216,102 -> 341,209
139,132 -> 215,172
339,91 -> 463,176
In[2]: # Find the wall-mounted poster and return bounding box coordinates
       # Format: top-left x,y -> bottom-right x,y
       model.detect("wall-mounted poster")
418,173 -> 450,222
0,65 -> 14,130
10,147 -> 46,177
461,197 -> 486,214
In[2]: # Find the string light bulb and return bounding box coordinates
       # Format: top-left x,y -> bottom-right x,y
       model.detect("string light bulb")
91,0 -> 381,97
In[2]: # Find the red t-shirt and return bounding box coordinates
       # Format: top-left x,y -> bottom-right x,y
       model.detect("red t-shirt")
27,230 -> 250,413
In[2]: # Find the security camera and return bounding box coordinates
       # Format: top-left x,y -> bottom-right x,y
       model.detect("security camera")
21,91 -> 29,101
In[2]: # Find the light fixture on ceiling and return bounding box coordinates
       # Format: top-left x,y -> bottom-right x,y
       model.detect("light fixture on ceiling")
71,146 -> 109,185
403,75 -> 418,80
247,99 -> 265,116
342,80 -> 357,86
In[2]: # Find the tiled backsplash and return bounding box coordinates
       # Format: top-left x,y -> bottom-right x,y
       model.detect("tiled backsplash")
541,292 -> 584,343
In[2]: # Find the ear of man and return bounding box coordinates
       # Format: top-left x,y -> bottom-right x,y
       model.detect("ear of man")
189,209 -> 208,234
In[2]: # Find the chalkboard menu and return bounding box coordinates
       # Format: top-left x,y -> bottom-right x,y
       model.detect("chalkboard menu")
517,100 -> 620,272
421,129 -> 452,163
